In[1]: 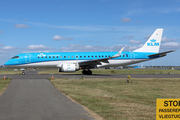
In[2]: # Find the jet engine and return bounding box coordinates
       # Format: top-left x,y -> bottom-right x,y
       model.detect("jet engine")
58,64 -> 79,72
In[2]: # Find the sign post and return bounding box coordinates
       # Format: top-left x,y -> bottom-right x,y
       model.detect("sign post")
156,99 -> 180,120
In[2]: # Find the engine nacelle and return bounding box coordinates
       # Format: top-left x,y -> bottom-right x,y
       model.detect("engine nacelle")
59,64 -> 79,72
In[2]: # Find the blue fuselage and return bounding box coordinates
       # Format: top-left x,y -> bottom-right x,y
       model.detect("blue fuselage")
4,51 -> 157,68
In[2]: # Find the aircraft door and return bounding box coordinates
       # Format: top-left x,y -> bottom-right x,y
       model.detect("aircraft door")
25,54 -> 31,63
130,52 -> 135,62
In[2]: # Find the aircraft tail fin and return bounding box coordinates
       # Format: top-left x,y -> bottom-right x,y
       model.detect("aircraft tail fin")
133,29 -> 163,53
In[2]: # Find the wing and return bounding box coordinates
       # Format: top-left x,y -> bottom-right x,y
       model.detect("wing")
78,47 -> 124,65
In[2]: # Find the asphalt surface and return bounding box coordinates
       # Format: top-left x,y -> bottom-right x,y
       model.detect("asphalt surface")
1,74 -> 180,80
0,78 -> 94,120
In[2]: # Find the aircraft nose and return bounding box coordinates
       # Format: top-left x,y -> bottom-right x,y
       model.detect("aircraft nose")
4,60 -> 10,66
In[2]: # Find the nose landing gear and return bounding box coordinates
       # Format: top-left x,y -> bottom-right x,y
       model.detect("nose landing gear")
22,71 -> 25,75
20,68 -> 26,75
82,69 -> 92,75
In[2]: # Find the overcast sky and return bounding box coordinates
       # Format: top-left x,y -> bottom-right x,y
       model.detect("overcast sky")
0,0 -> 180,66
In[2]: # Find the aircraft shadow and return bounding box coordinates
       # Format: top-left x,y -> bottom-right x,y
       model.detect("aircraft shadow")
54,74 -> 113,76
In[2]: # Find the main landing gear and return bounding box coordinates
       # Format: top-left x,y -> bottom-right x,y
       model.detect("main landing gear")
82,69 -> 92,75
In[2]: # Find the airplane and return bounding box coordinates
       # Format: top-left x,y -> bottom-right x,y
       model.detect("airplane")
4,28 -> 174,75
134,64 -> 146,69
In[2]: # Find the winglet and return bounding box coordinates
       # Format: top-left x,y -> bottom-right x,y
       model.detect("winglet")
112,47 -> 124,58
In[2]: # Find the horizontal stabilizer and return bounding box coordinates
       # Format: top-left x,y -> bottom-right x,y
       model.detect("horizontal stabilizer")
148,50 -> 175,57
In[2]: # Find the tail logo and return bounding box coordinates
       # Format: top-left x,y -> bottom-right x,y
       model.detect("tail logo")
147,39 -> 159,46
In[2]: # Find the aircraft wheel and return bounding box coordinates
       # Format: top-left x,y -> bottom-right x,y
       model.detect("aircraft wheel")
22,72 -> 25,75
87,70 -> 92,75
82,70 -> 87,75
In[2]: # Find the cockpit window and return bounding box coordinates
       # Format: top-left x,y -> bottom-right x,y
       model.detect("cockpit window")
12,56 -> 19,59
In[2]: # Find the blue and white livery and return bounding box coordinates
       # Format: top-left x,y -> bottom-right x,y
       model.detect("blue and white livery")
4,29 -> 174,75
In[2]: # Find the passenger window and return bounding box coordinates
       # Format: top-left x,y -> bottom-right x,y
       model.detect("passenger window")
72,56 -> 73,58
102,55 -> 104,57
84,56 -> 86,58
109,55 -> 110,57
38,56 -> 39,58
126,54 -> 128,57
105,55 -> 107,57
99,55 -> 101,57
45,56 -> 47,58
88,56 -> 90,58
68,56 -> 70,58
64,56 -> 66,58
60,56 -> 62,58
92,56 -> 93,58
76,56 -> 78,58
57,56 -> 58,58
42,56 -> 43,58
123,55 -> 125,57
49,56 -> 51,58
53,56 -> 55,58
95,56 -> 97,57
80,56 -> 82,58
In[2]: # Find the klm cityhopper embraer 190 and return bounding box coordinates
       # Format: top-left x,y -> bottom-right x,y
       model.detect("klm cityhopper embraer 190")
4,29 -> 174,75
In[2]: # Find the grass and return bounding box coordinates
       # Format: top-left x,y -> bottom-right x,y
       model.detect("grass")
0,70 -> 21,74
0,78 -> 11,96
50,78 -> 180,120
0,68 -> 22,74
39,69 -> 180,74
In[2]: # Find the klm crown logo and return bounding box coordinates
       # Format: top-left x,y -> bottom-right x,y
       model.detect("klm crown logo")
150,39 -> 156,42
147,39 -> 159,46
